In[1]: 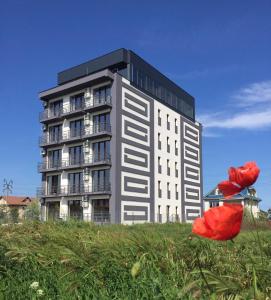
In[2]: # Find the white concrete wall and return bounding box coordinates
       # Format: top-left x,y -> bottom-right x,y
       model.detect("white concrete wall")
154,101 -> 181,222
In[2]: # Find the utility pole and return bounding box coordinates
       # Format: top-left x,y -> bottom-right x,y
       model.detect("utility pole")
3,179 -> 13,198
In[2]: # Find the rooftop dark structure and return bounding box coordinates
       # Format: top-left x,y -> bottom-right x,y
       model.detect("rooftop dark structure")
56,49 -> 195,120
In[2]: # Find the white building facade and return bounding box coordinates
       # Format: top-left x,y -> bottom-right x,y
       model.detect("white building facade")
38,49 -> 203,224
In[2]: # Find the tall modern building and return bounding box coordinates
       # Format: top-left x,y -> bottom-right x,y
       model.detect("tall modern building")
38,49 -> 203,224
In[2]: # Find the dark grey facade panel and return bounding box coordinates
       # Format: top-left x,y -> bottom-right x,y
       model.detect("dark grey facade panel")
58,48 -> 128,85
117,79 -> 155,222
55,48 -> 195,120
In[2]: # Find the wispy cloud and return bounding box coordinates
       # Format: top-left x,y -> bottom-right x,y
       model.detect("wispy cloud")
233,80 -> 271,107
198,80 -> 271,136
199,109 -> 271,129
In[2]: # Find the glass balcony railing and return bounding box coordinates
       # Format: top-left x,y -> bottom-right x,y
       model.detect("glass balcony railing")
37,183 -> 111,197
38,155 -> 111,172
39,96 -> 112,122
39,123 -> 111,146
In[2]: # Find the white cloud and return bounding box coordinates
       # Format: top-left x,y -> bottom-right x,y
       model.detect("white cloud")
199,109 -> 271,130
233,80 -> 271,107
198,80 -> 271,135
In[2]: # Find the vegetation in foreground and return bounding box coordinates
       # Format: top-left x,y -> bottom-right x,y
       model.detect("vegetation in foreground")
0,221 -> 270,299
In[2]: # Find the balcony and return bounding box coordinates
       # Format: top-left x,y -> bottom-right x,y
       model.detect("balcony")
39,123 -> 111,147
37,183 -> 111,197
39,96 -> 112,122
38,155 -> 111,172
58,212 -> 111,224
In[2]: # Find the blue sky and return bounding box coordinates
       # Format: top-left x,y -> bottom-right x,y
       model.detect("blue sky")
1,0 -> 270,210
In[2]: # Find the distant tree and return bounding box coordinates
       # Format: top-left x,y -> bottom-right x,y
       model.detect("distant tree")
0,206 -> 8,224
9,207 -> 19,223
24,201 -> 40,221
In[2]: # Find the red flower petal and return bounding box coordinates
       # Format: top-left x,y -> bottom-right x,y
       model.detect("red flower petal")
192,203 -> 243,241
219,161 -> 260,198
228,161 -> 260,189
217,180 -> 242,199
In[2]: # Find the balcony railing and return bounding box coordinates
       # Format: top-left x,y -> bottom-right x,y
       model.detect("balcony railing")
39,123 -> 111,146
39,96 -> 112,122
37,183 -> 111,197
58,213 -> 111,224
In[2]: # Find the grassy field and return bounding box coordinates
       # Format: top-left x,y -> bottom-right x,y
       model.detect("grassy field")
0,221 -> 270,299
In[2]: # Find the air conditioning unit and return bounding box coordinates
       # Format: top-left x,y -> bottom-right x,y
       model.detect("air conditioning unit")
84,113 -> 90,121
81,195 -> 89,208
42,124 -> 47,131
82,195 -> 88,201
41,149 -> 46,156
84,140 -> 90,147
84,167 -> 90,175
84,88 -> 91,99
84,147 -> 90,154
83,174 -> 89,181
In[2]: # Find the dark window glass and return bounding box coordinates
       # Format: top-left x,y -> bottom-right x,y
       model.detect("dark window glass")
70,119 -> 84,137
47,175 -> 60,194
49,125 -> 62,142
93,113 -> 110,132
68,172 -> 83,193
92,169 -> 110,191
48,149 -> 61,168
49,100 -> 63,117
92,140 -> 110,162
93,86 -> 111,105
70,93 -> 84,111
69,146 -> 83,164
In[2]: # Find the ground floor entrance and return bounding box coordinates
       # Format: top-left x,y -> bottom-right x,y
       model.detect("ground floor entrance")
47,202 -> 60,221
68,200 -> 83,220
92,199 -> 110,223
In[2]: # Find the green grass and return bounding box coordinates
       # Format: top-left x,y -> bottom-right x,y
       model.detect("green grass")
0,221 -> 270,299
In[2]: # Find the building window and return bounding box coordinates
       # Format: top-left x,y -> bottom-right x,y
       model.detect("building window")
49,99 -> 63,117
158,205 -> 162,223
158,181 -> 162,198
92,169 -> 110,192
167,137 -> 170,153
158,156 -> 162,173
175,118 -> 178,134
175,140 -> 178,156
48,149 -> 61,168
166,205 -> 170,222
210,201 -> 219,208
49,124 -> 62,143
70,119 -> 84,138
175,184 -> 179,200
70,93 -> 84,111
92,140 -> 110,162
175,162 -> 178,178
93,113 -> 110,132
47,175 -> 60,195
68,172 -> 83,194
158,133 -> 161,150
129,63 -> 195,120
167,114 -> 170,130
167,182 -> 170,199
69,146 -> 83,165
93,85 -> 111,105
158,109 -> 161,126
167,159 -> 170,176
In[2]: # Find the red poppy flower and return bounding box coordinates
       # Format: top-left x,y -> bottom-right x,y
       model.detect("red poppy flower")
218,162 -> 260,198
192,203 -> 244,241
